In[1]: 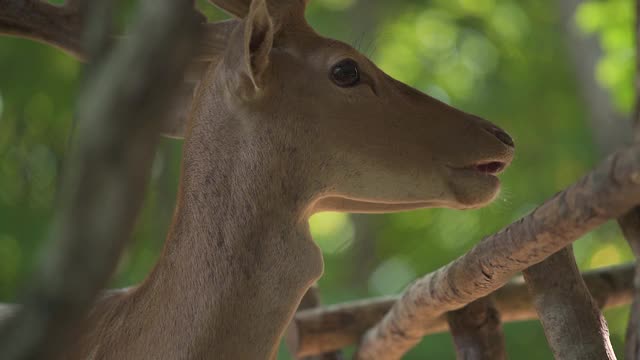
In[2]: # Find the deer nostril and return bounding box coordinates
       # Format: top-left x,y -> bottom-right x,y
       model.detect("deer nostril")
492,129 -> 515,148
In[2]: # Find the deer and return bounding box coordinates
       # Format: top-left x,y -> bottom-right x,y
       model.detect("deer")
0,0 -> 515,358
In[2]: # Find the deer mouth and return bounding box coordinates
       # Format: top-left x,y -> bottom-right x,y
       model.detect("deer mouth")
451,161 -> 508,177
445,160 -> 509,209
473,161 -> 507,175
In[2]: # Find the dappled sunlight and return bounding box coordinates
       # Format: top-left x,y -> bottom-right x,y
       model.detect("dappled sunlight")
588,243 -> 623,269
415,11 -> 459,53
489,3 -> 529,43
456,0 -> 496,16
576,0 -> 635,111
573,226 -> 633,271
309,212 -> 355,254
315,0 -> 355,11
367,257 -> 416,296
375,1 -> 530,102
433,210 -> 480,252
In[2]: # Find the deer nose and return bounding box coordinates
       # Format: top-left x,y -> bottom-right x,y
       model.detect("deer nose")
487,127 -> 515,148
470,115 -> 515,148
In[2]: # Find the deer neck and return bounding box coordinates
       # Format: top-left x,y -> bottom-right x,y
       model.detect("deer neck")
122,105 -> 323,358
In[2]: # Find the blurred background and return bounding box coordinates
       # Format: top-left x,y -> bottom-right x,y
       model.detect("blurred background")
0,0 -> 636,358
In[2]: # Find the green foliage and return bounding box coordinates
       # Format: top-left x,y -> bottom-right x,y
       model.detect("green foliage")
577,0 -> 635,112
0,0 -> 635,359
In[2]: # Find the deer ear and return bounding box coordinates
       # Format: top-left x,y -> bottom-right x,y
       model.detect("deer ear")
243,0 -> 274,89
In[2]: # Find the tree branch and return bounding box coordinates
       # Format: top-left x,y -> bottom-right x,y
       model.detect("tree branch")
352,143 -> 640,359
0,0 -> 84,57
287,286 -> 344,360
0,0 -> 198,358
289,264 -> 633,357
447,296 -> 506,360
0,0 -> 211,60
523,246 -> 615,359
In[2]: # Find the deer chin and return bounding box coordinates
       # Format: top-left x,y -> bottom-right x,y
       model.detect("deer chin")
446,166 -> 503,209
311,196 -> 461,214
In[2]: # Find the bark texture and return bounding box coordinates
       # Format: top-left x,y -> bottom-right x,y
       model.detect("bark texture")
0,0 -> 84,57
0,0 -> 209,61
288,286 -> 344,360
0,1 -> 198,358
353,144 -> 640,360
523,247 -> 615,359
290,264 -> 633,357
447,296 -> 506,360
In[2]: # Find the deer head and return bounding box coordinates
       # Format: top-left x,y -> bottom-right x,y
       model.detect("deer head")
0,0 -> 517,358
171,0 -> 515,216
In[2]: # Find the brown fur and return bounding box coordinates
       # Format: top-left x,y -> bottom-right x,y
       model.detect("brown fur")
65,0 -> 514,359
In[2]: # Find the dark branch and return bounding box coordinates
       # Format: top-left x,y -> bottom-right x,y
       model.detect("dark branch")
447,296 -> 506,360
523,247 -> 615,359
0,0 -> 198,358
290,264 -> 633,357
0,0 -> 210,60
0,0 -> 84,57
287,286 -> 344,360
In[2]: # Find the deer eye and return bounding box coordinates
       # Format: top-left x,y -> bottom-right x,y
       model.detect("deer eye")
330,59 -> 360,87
